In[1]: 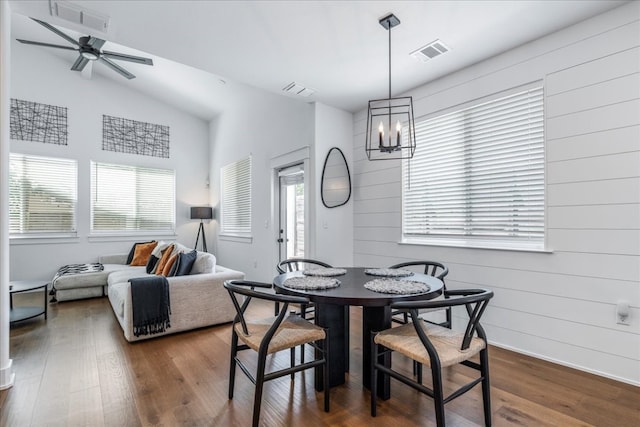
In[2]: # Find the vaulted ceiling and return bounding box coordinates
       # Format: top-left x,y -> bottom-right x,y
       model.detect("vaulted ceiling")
9,0 -> 628,119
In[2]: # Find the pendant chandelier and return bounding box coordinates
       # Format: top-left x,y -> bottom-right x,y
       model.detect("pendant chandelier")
365,13 -> 416,161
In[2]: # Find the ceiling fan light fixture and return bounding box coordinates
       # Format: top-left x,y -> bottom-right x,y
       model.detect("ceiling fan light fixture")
80,48 -> 99,60
365,13 -> 416,161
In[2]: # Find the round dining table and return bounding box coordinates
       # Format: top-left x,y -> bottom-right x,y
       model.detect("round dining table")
273,267 -> 443,400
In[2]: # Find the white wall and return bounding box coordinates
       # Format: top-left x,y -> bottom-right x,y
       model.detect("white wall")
9,31 -> 210,281
314,102 -> 354,267
209,84 -> 314,281
352,3 -> 640,385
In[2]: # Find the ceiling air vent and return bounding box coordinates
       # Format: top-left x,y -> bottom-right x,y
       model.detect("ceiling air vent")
282,82 -> 315,98
49,0 -> 110,32
410,39 -> 449,62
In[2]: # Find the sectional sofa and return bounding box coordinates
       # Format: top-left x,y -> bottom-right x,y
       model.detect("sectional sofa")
52,248 -> 244,342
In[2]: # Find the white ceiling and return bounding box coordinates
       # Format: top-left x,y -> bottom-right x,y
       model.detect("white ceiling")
9,0 -> 628,120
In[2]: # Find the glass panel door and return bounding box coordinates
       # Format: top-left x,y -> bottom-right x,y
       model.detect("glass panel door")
278,164 -> 305,261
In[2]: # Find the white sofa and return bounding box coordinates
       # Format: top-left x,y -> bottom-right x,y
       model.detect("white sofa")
99,252 -> 244,342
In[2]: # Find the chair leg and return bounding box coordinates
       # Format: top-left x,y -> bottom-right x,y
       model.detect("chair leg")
274,301 -> 280,316
480,347 -> 492,426
323,333 -> 330,412
229,332 -> 238,399
252,351 -> 268,427
430,360 -> 446,427
290,347 -> 296,380
370,332 -> 378,417
416,361 -> 423,384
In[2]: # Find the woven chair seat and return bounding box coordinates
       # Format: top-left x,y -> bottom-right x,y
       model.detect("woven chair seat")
235,315 -> 326,354
375,320 -> 486,368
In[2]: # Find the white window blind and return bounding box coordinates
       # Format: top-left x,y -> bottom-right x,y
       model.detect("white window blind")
9,153 -> 77,235
403,85 -> 545,249
91,162 -> 175,233
221,156 -> 252,236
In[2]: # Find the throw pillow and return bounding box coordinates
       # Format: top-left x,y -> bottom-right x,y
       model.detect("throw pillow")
130,242 -> 158,266
145,255 -> 159,274
161,253 -> 179,277
126,241 -> 155,264
172,250 -> 198,276
155,244 -> 175,275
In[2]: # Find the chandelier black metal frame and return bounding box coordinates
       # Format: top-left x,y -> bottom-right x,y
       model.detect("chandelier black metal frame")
365,13 -> 416,161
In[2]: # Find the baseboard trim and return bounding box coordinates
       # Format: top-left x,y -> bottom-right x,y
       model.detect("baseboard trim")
0,358 -> 15,390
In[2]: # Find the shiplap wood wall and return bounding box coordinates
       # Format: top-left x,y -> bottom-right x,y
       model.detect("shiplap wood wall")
351,3 -> 640,385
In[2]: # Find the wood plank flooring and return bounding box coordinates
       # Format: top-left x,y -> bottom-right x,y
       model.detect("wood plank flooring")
1,293 -> 639,426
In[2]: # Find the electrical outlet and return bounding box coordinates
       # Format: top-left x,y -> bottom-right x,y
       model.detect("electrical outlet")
616,300 -> 630,325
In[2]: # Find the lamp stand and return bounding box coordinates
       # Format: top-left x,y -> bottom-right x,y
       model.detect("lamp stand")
194,220 -> 208,252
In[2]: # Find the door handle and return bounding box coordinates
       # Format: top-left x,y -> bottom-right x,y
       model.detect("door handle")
277,238 -> 284,243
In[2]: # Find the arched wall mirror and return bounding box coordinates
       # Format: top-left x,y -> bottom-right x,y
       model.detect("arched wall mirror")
321,147 -> 351,208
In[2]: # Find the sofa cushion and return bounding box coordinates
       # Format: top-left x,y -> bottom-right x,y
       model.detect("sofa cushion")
107,267 -> 148,287
126,241 -> 155,264
130,241 -> 158,266
146,255 -> 159,274
190,252 -> 216,274
172,250 -> 198,276
155,244 -> 175,275
161,253 -> 179,276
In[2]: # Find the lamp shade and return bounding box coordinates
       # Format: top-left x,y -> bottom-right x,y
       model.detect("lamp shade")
190,206 -> 213,220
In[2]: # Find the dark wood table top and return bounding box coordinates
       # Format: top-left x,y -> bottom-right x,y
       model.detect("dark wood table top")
273,267 -> 443,306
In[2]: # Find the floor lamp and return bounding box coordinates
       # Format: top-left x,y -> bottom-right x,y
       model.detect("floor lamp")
190,206 -> 213,252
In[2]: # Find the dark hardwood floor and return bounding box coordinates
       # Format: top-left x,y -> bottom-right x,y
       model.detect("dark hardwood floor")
2,293 -> 639,426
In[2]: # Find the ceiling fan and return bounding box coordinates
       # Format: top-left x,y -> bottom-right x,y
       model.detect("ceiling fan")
16,18 -> 153,80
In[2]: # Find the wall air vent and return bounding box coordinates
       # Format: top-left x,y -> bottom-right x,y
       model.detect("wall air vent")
282,82 -> 315,98
410,39 -> 449,62
49,0 -> 110,32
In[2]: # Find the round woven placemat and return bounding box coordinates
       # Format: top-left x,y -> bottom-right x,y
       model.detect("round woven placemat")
302,268 -> 347,277
364,268 -> 414,278
283,277 -> 341,290
364,278 -> 430,294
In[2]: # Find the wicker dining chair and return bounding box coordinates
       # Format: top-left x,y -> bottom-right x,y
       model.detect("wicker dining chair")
276,258 -> 350,369
225,280 -> 330,427
275,258 -> 332,318
389,261 -> 450,327
370,288 -> 494,427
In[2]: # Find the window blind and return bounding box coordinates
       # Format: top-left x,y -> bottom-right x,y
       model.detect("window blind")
221,156 -> 252,236
91,162 -> 175,233
9,153 -> 77,235
403,85 -> 545,249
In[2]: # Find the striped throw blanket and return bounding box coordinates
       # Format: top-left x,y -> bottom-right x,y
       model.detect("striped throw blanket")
52,263 -> 104,284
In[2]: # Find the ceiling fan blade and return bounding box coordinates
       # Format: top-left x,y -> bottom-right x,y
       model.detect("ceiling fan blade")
71,55 -> 90,71
30,18 -> 79,46
99,57 -> 135,79
16,39 -> 78,51
87,37 -> 106,50
102,50 -> 153,66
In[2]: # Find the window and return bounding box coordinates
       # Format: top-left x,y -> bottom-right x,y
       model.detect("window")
221,156 -> 252,237
91,162 -> 175,233
9,153 -> 77,236
402,84 -> 545,250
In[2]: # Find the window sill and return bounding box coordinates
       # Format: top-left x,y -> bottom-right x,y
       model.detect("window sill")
10,234 -> 79,245
219,234 -> 253,244
400,237 -> 553,253
88,232 -> 177,243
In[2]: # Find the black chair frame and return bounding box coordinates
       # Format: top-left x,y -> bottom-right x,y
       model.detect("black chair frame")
276,258 -> 350,371
225,280 -> 330,427
389,261 -> 451,328
371,288 -> 493,427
